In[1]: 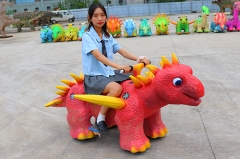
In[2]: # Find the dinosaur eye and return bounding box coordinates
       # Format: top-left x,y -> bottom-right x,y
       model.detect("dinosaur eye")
173,77 -> 182,86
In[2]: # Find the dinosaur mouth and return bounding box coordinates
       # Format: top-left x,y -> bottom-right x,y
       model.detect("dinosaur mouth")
183,93 -> 201,105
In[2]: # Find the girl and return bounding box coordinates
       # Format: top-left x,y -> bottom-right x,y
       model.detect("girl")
82,3 -> 150,131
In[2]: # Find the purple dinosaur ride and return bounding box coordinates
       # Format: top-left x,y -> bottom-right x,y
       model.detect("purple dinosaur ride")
226,8 -> 240,31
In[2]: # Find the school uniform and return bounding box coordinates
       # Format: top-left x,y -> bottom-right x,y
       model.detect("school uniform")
82,26 -> 130,94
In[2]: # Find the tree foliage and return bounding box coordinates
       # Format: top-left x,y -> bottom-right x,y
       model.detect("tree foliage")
53,0 -> 91,10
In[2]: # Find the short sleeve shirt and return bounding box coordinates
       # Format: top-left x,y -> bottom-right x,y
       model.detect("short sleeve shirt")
82,26 -> 121,77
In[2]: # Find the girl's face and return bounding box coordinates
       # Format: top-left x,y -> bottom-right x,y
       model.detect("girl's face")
90,7 -> 106,28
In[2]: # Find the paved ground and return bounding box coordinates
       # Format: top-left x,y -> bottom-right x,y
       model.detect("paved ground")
1,13 -> 240,159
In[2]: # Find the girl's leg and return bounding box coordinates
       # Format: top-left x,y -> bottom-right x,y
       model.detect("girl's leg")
96,82 -> 122,131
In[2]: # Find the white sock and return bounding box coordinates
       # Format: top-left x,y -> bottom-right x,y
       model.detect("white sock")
97,113 -> 106,123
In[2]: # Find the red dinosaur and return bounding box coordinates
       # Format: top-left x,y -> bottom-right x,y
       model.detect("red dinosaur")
45,54 -> 205,153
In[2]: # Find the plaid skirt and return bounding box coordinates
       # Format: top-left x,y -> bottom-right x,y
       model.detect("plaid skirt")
83,70 -> 131,94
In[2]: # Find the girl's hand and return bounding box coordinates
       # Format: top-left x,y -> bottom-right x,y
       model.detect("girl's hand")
117,65 -> 132,73
137,56 -> 151,65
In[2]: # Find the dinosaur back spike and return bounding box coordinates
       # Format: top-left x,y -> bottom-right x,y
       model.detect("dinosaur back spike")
70,73 -> 84,83
129,75 -> 143,88
145,71 -> 154,79
61,79 -> 76,87
137,75 -> 152,86
45,98 -> 63,107
56,85 -> 70,92
55,91 -> 66,96
161,56 -> 172,68
172,53 -> 179,65
146,64 -> 159,75
74,95 -> 126,109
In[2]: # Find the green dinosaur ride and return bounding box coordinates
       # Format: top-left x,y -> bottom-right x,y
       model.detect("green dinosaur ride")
193,6 -> 210,33
51,24 -> 65,42
152,13 -> 170,35
170,16 -> 195,34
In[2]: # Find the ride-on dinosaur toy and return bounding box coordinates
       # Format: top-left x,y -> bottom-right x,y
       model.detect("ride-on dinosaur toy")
107,16 -> 123,38
45,54 -> 205,153
152,13 -> 170,35
138,18 -> 152,36
170,16 -> 195,34
210,12 -> 227,33
193,6 -> 210,33
123,19 -> 137,37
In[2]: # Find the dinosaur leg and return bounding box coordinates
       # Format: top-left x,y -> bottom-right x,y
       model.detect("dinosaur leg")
176,25 -> 182,34
185,25 -> 190,34
116,113 -> 150,153
204,23 -> 210,33
66,100 -> 94,140
144,109 -> 168,138
196,24 -> 203,32
0,27 -> 7,37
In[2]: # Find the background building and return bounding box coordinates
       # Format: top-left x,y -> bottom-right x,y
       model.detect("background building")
5,0 -> 160,13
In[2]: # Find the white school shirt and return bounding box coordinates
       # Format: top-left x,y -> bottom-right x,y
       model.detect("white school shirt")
82,26 -> 121,77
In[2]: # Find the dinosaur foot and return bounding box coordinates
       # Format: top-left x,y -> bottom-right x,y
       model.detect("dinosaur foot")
130,140 -> 150,153
176,32 -> 182,35
185,32 -> 190,34
120,135 -> 151,153
70,129 -> 95,140
204,30 -> 210,33
145,127 -> 168,138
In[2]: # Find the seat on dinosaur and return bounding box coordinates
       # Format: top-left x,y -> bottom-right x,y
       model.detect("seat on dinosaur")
45,53 -> 205,153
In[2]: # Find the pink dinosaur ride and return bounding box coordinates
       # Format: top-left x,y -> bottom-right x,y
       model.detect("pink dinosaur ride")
45,54 -> 205,153
226,7 -> 240,31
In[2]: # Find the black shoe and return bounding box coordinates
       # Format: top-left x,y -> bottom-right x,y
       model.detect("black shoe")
96,121 -> 109,131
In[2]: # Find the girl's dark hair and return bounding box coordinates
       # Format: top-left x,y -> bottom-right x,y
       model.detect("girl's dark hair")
87,3 -> 110,38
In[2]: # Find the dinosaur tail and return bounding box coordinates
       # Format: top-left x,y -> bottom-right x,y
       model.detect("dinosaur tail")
45,73 -> 84,107
169,20 -> 177,25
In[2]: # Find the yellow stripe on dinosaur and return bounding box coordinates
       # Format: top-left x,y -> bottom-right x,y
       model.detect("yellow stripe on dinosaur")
74,95 -> 126,110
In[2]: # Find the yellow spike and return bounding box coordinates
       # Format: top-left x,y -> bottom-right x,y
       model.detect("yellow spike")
79,73 -> 84,80
161,56 -> 172,68
61,79 -> 76,87
133,63 -> 144,77
160,60 -> 163,68
137,75 -> 152,86
55,91 -> 66,96
74,95 -> 126,109
70,73 -> 83,83
145,71 -> 154,79
56,85 -> 70,92
146,64 -> 159,75
129,75 -> 143,88
172,53 -> 179,65
45,98 -> 63,107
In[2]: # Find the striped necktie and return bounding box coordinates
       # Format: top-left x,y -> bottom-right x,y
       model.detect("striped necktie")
101,40 -> 107,66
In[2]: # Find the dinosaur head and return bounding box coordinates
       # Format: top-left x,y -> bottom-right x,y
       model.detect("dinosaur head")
107,16 -> 122,35
179,16 -> 188,24
149,54 -> 204,106
202,6 -> 210,16
124,19 -> 136,36
40,26 -> 49,40
139,18 -> 151,35
65,29 -> 73,41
